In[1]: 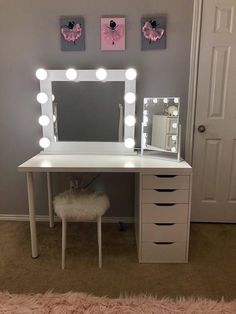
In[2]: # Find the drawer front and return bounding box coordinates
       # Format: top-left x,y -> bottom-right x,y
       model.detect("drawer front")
167,117 -> 178,134
142,223 -> 187,242
143,175 -> 190,189
142,203 -> 189,223
141,242 -> 186,263
142,189 -> 189,204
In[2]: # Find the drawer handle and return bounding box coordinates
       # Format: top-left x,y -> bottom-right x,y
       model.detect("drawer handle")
155,203 -> 176,206
155,189 -> 176,192
155,223 -> 175,226
154,242 -> 174,245
155,175 -> 177,178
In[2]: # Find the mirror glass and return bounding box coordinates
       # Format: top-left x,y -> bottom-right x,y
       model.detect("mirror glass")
142,97 -> 180,153
52,81 -> 125,142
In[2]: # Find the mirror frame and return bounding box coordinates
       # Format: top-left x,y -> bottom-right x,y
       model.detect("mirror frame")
39,69 -> 136,154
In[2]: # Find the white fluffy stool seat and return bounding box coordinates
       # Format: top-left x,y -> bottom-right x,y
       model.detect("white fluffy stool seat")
54,189 -> 110,269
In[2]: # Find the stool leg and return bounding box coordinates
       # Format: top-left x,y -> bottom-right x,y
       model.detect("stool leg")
62,219 -> 67,270
97,216 -> 102,268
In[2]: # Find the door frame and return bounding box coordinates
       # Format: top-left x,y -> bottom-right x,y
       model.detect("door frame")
185,0 -> 203,164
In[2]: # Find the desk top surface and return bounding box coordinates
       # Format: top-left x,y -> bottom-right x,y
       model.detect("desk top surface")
18,153 -> 192,174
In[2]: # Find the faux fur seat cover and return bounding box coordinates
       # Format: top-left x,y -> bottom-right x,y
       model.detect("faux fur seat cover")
54,190 -> 110,220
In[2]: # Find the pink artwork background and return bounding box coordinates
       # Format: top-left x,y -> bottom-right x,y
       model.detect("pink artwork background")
101,18 -> 125,51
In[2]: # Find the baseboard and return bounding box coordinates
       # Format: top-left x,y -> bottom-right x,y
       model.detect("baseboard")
0,214 -> 134,224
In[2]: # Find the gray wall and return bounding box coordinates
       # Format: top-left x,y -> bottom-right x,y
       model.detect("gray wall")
0,0 -> 193,217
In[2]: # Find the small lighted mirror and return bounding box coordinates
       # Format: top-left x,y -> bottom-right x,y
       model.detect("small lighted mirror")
141,97 -> 180,157
36,69 -> 136,154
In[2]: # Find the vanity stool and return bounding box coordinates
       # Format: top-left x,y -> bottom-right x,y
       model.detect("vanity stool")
54,189 -> 110,269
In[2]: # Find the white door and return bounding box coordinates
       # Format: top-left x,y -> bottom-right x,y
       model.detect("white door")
192,0 -> 236,222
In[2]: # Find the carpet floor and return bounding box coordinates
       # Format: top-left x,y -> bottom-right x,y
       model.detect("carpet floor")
0,222 -> 235,300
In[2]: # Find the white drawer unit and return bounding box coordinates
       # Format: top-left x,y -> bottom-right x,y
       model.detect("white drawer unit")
141,242 -> 187,263
142,189 -> 189,204
142,204 -> 189,223
135,170 -> 192,264
142,223 -> 188,242
143,175 -> 190,190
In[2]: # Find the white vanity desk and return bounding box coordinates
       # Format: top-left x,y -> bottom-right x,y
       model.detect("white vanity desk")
18,153 -> 192,264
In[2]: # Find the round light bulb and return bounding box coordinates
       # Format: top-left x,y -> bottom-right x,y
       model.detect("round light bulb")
163,98 -> 168,104
96,68 -> 107,81
144,110 -> 148,115
125,68 -> 137,80
35,68 -> 48,80
36,92 -> 48,104
143,116 -> 148,124
39,137 -> 50,148
124,92 -> 136,104
125,115 -> 136,127
125,138 -> 135,149
173,110 -> 178,116
52,94 -> 55,102
172,123 -> 178,129
171,135 -> 177,141
174,98 -> 179,104
153,98 -> 158,104
38,115 -> 50,126
171,146 -> 177,153
66,68 -> 77,80
53,115 -> 57,122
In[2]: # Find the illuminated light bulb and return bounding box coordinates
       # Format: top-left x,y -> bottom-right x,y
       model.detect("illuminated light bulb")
163,98 -> 168,104
125,115 -> 136,127
125,68 -> 137,80
143,116 -> 148,124
53,115 -> 57,122
144,110 -> 148,115
36,92 -> 48,104
171,135 -> 177,141
173,110 -> 178,116
52,94 -> 55,101
124,92 -> 136,104
125,138 -> 135,149
174,97 -> 179,104
66,68 -> 77,80
39,137 -> 50,148
54,136 -> 57,142
35,68 -> 48,80
153,98 -> 158,104
38,115 -> 50,126
96,68 -> 107,81
172,123 -> 178,129
171,146 -> 177,153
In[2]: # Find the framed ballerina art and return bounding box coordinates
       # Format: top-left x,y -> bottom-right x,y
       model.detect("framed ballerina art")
101,17 -> 126,51
60,16 -> 85,51
141,16 -> 167,50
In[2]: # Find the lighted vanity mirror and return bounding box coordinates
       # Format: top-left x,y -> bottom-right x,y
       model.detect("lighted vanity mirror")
36,69 -> 137,154
141,97 -> 180,156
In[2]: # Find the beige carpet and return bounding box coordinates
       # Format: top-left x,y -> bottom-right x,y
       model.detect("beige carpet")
0,292 -> 236,313
0,222 -> 235,300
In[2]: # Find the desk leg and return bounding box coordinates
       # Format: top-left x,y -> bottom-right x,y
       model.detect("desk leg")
26,172 -> 38,258
47,172 -> 54,228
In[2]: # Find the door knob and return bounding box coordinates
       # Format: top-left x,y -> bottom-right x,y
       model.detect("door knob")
198,125 -> 206,133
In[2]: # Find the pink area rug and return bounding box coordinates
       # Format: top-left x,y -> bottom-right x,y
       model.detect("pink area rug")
0,292 -> 235,314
